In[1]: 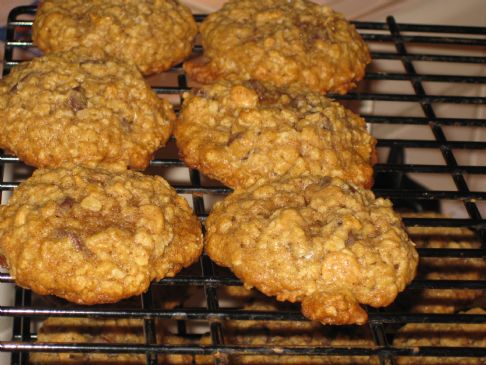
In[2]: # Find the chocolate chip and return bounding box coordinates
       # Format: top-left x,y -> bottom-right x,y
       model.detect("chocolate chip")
246,80 -> 266,100
368,230 -> 379,239
303,194 -> 311,205
68,87 -> 87,112
241,148 -> 257,162
346,233 -> 356,246
55,197 -> 76,217
60,230 -> 93,258
298,21 -> 330,50
226,132 -> 243,146
319,176 -> 332,188
59,197 -> 75,210
120,117 -> 133,133
0,255 -> 7,268
9,73 -> 34,93
9,83 -> 19,93
66,232 -> 84,251
289,96 -> 307,111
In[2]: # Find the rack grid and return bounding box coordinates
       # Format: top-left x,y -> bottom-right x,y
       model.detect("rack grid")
0,5 -> 485,365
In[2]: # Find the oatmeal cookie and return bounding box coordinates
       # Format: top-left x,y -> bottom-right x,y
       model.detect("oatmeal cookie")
205,176 -> 418,325
33,0 -> 197,75
197,301 -> 378,364
0,165 -> 202,304
30,317 -> 146,364
184,0 -> 370,94
400,213 -> 485,314
393,308 -> 486,364
31,317 -> 193,364
0,49 -> 174,169
175,80 -> 376,189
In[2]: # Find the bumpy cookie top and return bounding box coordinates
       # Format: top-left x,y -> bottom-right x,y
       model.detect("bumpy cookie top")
33,0 -> 197,75
0,50 -> 174,169
175,80 -> 376,189
0,166 -> 202,304
184,0 -> 370,94
205,176 -> 418,325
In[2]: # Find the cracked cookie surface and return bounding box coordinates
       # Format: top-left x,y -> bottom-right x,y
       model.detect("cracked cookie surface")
0,166 -> 202,304
205,176 -> 418,325
175,80 -> 376,189
33,0 -> 197,75
184,0 -> 370,94
0,50 -> 174,169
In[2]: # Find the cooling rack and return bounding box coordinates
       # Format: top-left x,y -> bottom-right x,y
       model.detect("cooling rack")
0,5 -> 486,365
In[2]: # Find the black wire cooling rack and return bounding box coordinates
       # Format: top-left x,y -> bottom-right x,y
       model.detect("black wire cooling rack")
0,5 -> 486,365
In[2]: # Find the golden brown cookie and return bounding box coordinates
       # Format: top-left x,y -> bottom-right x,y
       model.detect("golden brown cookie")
33,0 -> 197,75
30,317 -> 194,364
30,317 -> 146,364
205,176 -> 418,325
393,308 -> 486,365
0,49 -> 174,170
175,80 -> 376,189
0,165 -> 202,304
401,213 -> 485,314
196,302 -> 378,365
184,0 -> 370,94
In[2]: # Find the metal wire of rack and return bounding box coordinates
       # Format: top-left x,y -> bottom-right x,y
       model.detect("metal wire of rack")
0,5 -> 485,365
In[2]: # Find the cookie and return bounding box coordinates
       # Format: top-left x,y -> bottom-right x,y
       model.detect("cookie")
0,165 -> 202,304
205,176 -> 418,325
0,49 -> 174,169
31,317 -> 194,364
393,308 -> 486,365
30,317 -> 146,364
401,213 -> 485,314
184,0 -> 370,94
33,0 -> 197,75
197,302 -> 378,365
175,80 -> 376,189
